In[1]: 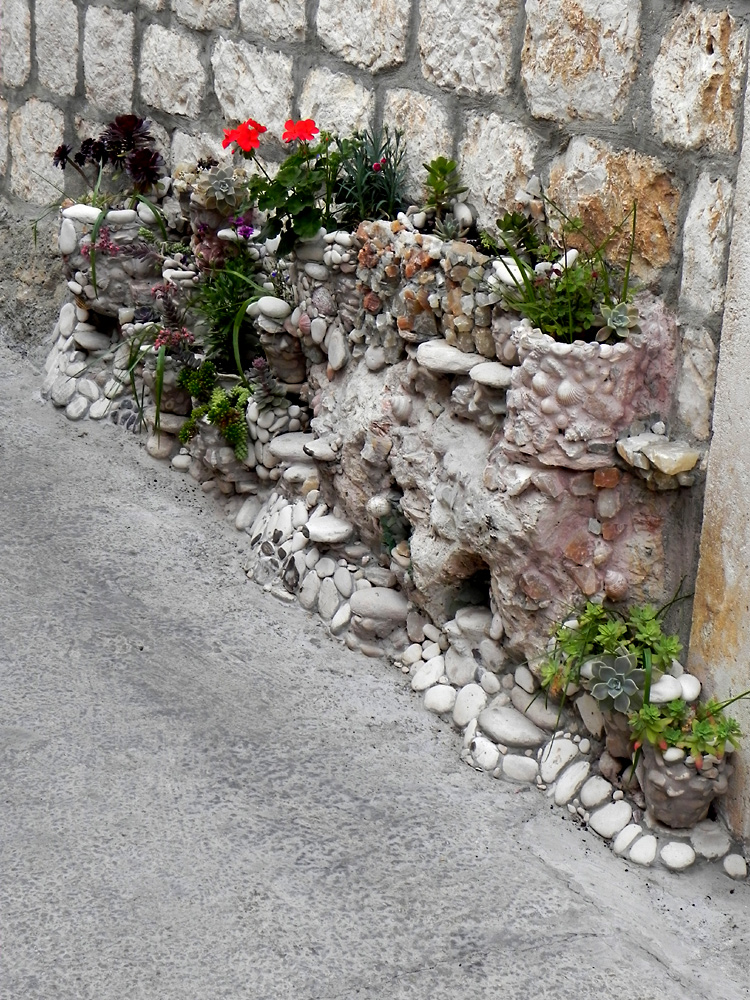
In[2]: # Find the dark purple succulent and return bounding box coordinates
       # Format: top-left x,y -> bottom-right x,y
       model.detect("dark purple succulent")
53,144 -> 73,169
74,138 -> 108,168
101,115 -> 154,159
125,147 -> 165,192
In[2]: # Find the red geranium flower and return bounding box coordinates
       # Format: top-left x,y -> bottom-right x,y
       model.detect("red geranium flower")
282,118 -> 319,143
222,118 -> 267,151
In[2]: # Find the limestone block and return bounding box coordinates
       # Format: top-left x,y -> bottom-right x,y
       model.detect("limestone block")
83,7 -> 135,111
677,327 -> 717,442
36,0 -> 78,96
175,0 -> 237,29
317,0 -> 408,72
211,39 -> 293,134
0,0 -> 30,88
522,0 -> 640,123
171,131 -> 229,171
680,174 -> 734,319
547,137 -> 680,282
419,0 -> 516,96
9,99 -> 64,203
141,26 -> 206,118
300,68 -> 374,135
382,89 -> 452,201
139,0 -> 166,8
652,5 -> 747,154
458,115 -> 537,234
0,98 -> 8,177
240,0 -> 305,40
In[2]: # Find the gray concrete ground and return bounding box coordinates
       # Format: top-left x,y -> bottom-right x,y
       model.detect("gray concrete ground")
1,272 -> 749,998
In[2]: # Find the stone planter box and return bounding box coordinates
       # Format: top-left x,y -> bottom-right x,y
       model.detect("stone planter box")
640,743 -> 733,829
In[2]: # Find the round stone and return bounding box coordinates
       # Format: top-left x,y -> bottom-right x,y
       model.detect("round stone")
723,854 -> 748,880
612,824 -> 642,856
411,656 -> 445,692
629,835 -> 658,866
58,218 -> 77,254
502,755 -> 539,782
65,395 -> 89,421
649,674 -> 684,704
424,685 -> 457,715
257,295 -> 292,320
468,361 -> 513,389
660,842 -> 696,871
580,776 -> 613,809
416,339 -> 485,374
349,587 -> 408,622
471,735 -> 500,771
679,673 -> 702,702
306,515 -> 354,546
588,800 -> 633,839
539,738 -> 579,783
553,760 -> 591,805
477,706 -> 546,748
453,683 -> 488,728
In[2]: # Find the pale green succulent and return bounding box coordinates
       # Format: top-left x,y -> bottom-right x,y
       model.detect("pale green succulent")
588,651 -> 646,713
192,164 -> 240,215
597,301 -> 641,341
434,211 -> 470,242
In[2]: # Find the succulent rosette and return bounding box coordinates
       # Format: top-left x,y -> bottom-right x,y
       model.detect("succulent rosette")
588,652 -> 646,714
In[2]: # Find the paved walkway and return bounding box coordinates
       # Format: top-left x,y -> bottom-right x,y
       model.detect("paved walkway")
1,341 -> 748,1000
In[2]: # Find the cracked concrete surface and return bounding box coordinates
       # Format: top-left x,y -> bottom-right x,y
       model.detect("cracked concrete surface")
1,276 -> 749,999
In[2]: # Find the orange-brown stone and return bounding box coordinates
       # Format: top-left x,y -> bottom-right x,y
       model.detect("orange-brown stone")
593,467 -> 621,488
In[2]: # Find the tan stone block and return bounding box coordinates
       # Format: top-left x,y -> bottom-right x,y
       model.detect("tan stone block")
0,98 -> 8,177
546,137 -> 680,282
0,0 -> 30,87
175,0 -> 237,29
211,39 -> 293,135
677,327 -> 717,442
458,114 -> 538,233
383,88 -> 452,201
171,130 -> 230,171
141,26 -> 206,118
9,99 -> 64,203
300,67 -> 374,136
239,0 -> 305,40
652,4 -> 747,153
419,0 -> 517,95
317,0 -> 409,72
36,0 -> 78,96
83,7 -> 135,111
522,0 -> 640,122
680,173 -> 733,319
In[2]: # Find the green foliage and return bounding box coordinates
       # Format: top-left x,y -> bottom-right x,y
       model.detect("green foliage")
333,127 -> 408,228
628,694 -> 747,765
588,653 -> 645,714
189,248 -> 264,372
177,379 -> 250,461
422,156 -> 467,222
492,200 -> 639,344
247,135 -> 339,257
540,600 -> 682,702
177,359 -> 217,404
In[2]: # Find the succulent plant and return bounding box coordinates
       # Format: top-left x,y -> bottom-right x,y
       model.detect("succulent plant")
245,357 -> 288,412
434,211 -> 470,242
597,301 -> 641,341
192,164 -> 241,216
588,651 -> 646,713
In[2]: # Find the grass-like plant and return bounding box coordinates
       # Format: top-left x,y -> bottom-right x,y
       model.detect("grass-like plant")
333,127 -> 408,228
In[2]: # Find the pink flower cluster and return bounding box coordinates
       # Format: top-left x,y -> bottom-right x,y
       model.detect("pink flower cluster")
153,327 -> 195,351
80,226 -> 120,258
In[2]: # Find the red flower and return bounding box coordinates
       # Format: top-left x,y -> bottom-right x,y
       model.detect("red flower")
282,118 -> 319,143
222,118 -> 267,151
372,162 -> 382,172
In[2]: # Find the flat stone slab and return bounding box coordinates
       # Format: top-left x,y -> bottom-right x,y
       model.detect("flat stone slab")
477,706 -> 546,748
306,515 -> 354,545
469,361 -> 513,389
416,339 -> 485,374
267,433 -> 314,463
349,587 -> 409,622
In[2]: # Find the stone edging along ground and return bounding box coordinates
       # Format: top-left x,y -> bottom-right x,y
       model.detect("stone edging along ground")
39,288 -> 748,881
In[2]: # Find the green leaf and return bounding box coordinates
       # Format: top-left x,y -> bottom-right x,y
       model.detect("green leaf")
153,344 -> 166,437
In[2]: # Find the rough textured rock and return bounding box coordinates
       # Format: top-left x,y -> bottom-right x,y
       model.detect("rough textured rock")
680,174 -> 734,320
141,26 -> 206,118
174,0 -> 237,29
9,99 -> 64,203
677,327 -> 718,442
171,131 -> 228,171
300,68 -> 374,135
0,0 -> 31,88
383,89 -> 453,201
419,0 -> 517,96
211,39 -> 293,133
521,0 -> 640,123
240,0 -> 305,39
36,0 -> 78,96
651,5 -> 748,154
83,7 -> 135,111
317,0 -> 409,72
458,115 -> 538,234
0,99 -> 8,178
547,137 -> 680,282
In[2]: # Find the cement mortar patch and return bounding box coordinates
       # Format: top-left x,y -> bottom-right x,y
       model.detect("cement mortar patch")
521,0 -> 640,123
419,0 -> 517,96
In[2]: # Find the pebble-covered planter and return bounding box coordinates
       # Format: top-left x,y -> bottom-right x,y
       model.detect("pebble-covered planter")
37,186 -> 747,879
